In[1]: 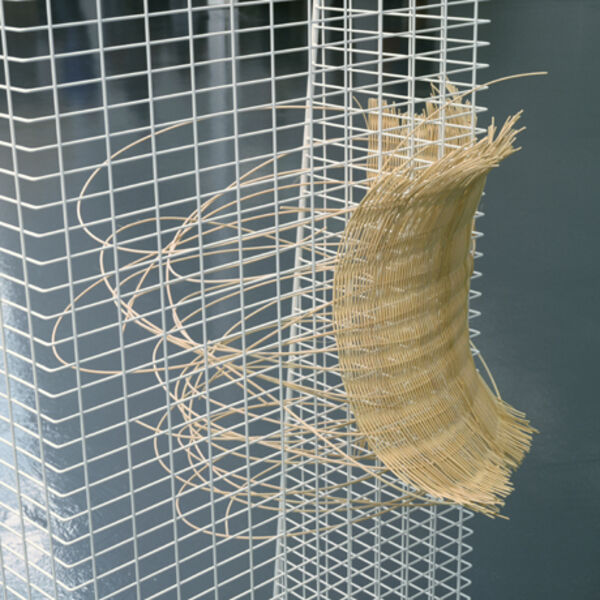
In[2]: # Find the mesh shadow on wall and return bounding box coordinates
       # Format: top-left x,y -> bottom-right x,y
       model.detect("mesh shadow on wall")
52,87 -> 534,540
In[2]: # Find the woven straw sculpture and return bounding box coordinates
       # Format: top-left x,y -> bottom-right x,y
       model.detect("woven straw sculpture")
53,83 -> 537,538
333,92 -> 535,513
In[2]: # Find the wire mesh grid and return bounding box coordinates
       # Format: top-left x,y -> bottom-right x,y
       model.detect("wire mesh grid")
0,1 -> 488,598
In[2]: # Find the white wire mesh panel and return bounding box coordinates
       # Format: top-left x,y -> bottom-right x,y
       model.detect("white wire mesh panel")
0,1 -> 486,598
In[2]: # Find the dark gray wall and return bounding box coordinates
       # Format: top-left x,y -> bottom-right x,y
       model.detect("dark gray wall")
471,1 -> 600,598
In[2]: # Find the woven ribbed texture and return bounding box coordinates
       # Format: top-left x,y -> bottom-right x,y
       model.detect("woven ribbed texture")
333,92 -> 534,514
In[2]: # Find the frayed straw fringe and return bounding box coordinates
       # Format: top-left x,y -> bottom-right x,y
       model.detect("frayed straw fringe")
333,87 -> 535,514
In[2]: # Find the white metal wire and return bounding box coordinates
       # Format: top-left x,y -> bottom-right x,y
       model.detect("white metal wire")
0,1 -> 488,598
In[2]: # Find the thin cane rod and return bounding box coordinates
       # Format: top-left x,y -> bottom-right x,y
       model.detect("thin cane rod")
375,71 -> 546,176
90,187 -> 346,350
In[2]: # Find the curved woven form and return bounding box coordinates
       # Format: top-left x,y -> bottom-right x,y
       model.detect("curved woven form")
52,90 -> 536,539
333,97 -> 535,514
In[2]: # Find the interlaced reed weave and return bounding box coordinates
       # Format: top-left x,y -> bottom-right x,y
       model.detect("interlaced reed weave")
333,91 -> 535,513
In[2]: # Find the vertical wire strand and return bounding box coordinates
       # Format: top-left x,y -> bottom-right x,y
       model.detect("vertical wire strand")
374,2 -> 384,597
186,6 -> 222,597
42,3 -> 101,598
185,3 -> 222,599
460,2 -> 481,594
0,5 -> 58,599
403,2 -> 418,596
0,297 -> 33,600
93,2 -> 143,597
274,1 -> 322,595
313,1 -> 326,595
266,0 -> 288,594
227,2 -> 256,596
342,1 -> 354,597
0,538 -> 7,600
140,3 -> 183,597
